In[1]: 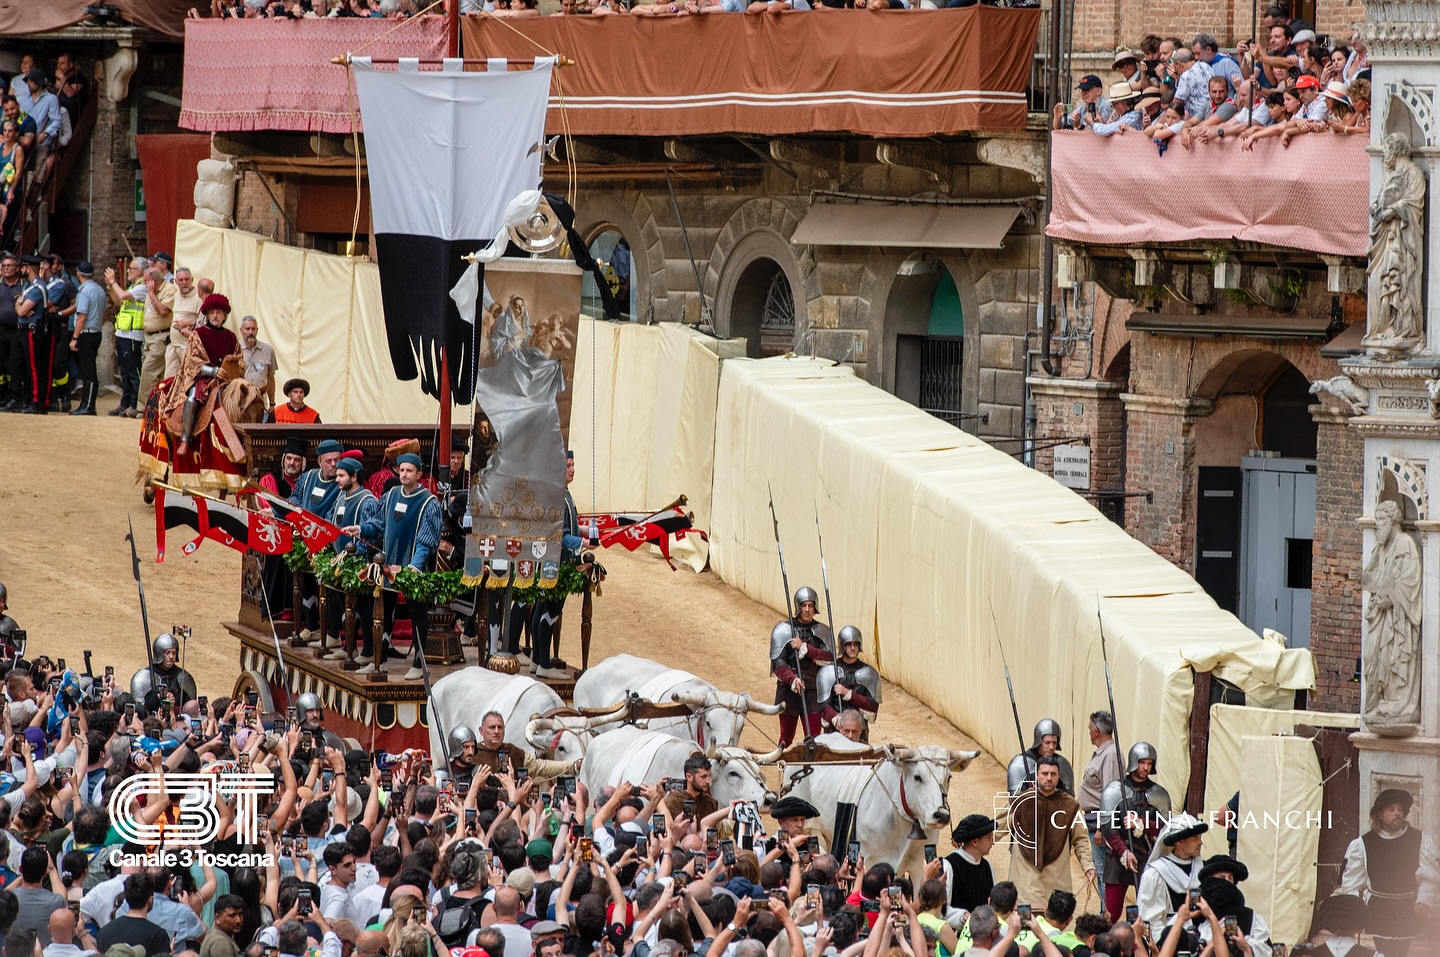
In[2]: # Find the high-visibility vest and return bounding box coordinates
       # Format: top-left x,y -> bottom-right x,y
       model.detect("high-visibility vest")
116,297 -> 145,333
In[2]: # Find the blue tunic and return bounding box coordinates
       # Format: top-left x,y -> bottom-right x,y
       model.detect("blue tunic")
290,468 -> 340,518
329,487 -> 380,557
364,484 -> 441,571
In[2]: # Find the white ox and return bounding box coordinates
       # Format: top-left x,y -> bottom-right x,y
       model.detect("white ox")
579,724 -> 782,810
572,653 -> 783,749
429,668 -> 590,767
782,732 -> 980,877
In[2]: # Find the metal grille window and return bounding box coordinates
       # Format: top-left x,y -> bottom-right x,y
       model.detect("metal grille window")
916,335 -> 964,426
758,268 -> 795,356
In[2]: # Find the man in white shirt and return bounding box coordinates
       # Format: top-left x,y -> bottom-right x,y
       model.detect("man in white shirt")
43,909 -> 98,957
321,844 -> 359,923
9,56 -> 35,113
349,845 -> 400,928
487,886 -> 535,957
164,268 -> 204,377
1336,788 -> 1439,957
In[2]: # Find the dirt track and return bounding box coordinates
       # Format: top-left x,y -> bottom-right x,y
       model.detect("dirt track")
0,400 -> 1031,878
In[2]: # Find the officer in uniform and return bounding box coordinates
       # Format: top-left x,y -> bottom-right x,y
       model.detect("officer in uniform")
130,633 -> 198,712
328,456 -> 381,663
770,586 -> 834,746
1098,741 -> 1171,921
1007,718 -> 1075,795
818,626 -> 881,733
292,438 -> 344,641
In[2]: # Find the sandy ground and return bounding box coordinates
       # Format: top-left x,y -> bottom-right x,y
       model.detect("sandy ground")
0,398 -> 1047,882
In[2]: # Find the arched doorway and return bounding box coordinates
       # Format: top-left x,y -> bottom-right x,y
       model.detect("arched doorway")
729,257 -> 796,358
583,227 -> 638,321
888,254 -> 968,428
1192,352 -> 1319,646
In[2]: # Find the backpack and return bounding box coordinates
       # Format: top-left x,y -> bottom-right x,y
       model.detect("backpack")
436,891 -> 485,948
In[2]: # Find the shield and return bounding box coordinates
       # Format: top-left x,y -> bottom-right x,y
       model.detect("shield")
505,538 -> 522,558
518,560 -> 534,579
477,537 -> 497,557
541,561 -> 559,583
532,540 -> 548,559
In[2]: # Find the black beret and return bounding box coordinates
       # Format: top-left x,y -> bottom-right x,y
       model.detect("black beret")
1198,855 -> 1249,883
1370,788 -> 1413,817
951,813 -> 997,845
769,796 -> 819,820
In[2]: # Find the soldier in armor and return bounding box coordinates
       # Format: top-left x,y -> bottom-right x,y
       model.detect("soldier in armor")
1007,718 -> 1075,795
770,586 -> 834,746
1137,812 -> 1208,945
943,813 -> 997,913
445,725 -> 481,791
1336,788 -> 1439,957
818,626 -> 881,732
294,691 -> 346,754
0,583 -> 21,658
130,633 -> 198,712
1098,741 -> 1171,921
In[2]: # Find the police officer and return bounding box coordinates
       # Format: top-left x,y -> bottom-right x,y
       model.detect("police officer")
1007,719 -> 1075,795
770,586 -> 834,746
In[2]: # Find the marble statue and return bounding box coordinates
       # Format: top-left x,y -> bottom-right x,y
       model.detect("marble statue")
1360,500 -> 1423,732
1366,133 -> 1426,352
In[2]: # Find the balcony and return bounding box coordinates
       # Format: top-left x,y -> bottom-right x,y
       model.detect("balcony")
179,8 -> 1040,140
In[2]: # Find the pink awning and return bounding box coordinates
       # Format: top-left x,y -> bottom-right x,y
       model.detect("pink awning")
1046,131 -> 1369,258
179,17 -> 449,135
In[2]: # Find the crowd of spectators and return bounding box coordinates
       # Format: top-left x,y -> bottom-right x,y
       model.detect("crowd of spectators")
1054,7 -> 1370,152
0,54 -> 88,251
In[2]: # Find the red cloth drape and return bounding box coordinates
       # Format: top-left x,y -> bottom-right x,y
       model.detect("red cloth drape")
135,134 -> 215,258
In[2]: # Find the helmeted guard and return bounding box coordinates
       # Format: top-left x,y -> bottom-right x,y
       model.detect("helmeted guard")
1098,741 -> 1171,921
0,583 -> 19,658
130,633 -> 198,710
446,725 -> 480,790
1007,718 -> 1076,795
770,585 -> 834,746
818,625 -> 881,729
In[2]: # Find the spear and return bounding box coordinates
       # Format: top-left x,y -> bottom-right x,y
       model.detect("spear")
814,507 -> 836,643
125,515 -> 157,699
988,597 -> 1026,755
767,484 -> 808,736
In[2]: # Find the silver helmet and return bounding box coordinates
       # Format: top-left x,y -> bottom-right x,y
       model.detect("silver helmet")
838,625 -> 863,648
1127,741 -> 1159,774
0,582 -> 7,604
297,692 -> 323,716
1032,718 -> 1062,752
153,633 -> 179,660
449,726 -> 478,755
793,586 -> 819,608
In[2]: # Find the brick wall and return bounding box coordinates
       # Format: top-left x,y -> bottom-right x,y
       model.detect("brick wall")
1309,408 -> 1363,713
1069,0 -> 1366,56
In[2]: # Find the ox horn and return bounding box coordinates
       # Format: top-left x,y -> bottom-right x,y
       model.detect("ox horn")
949,748 -> 981,769
891,747 -> 919,762
525,717 -> 558,748
744,698 -> 785,716
671,691 -> 709,708
748,745 -> 785,764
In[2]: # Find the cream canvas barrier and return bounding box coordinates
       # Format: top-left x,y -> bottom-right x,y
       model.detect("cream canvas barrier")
1235,734 -> 1325,945
710,357 -> 1316,801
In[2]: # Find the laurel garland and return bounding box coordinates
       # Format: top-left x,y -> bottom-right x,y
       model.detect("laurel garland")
511,562 -> 587,606
281,538 -> 311,573
311,546 -> 371,592
393,566 -> 467,606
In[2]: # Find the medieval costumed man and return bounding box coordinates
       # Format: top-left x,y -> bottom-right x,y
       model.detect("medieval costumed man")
1099,742 -> 1171,921
292,439 -> 344,642
1002,754 -> 1094,906
257,436 -> 307,621
943,814 -> 998,914
358,452 -> 441,681
1193,855 -> 1274,957
1336,788 -> 1439,957
129,633 -> 198,712
818,626 -> 881,732
1137,812 -> 1209,945
326,457 -> 381,664
1008,719 -> 1077,796
769,586 -> 834,746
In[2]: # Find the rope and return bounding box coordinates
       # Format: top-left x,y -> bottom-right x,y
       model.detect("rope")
350,0 -> 448,57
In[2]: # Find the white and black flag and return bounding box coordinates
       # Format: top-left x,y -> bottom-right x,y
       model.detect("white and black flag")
351,56 -> 554,401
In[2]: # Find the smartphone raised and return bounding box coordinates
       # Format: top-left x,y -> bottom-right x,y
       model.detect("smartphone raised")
496,749 -> 510,773
1017,903 -> 1032,929
580,836 -> 594,862
557,775 -> 575,795
297,888 -> 313,916
1125,904 -> 1139,923
705,827 -> 718,848
720,839 -> 735,865
1222,916 -> 1239,936
806,884 -> 821,910
651,812 -> 666,835
68,715 -> 80,734
246,690 -> 259,707
466,808 -> 477,829
198,695 -> 209,714
807,835 -> 820,854
924,843 -> 937,863
847,841 -> 861,866
682,798 -> 695,816
888,885 -> 903,910
636,836 -> 649,857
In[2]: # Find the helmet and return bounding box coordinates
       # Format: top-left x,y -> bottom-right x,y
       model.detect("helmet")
0,582 -> 7,604
297,692 -> 323,715
838,625 -> 863,647
449,726 -> 478,755
153,633 -> 179,658
1126,741 -> 1159,774
1032,718 -> 1062,751
793,586 -> 819,608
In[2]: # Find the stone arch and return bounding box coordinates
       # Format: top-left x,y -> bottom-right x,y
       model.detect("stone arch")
574,192 -> 662,322
1104,341 -> 1131,384
709,198 -> 817,353
855,249 -> 982,397
1191,345 -> 1327,401
1192,348 -> 1319,460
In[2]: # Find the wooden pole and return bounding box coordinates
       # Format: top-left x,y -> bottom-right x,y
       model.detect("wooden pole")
580,583 -> 593,672
447,0 -> 460,58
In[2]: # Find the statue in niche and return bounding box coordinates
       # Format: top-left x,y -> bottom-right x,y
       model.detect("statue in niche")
1365,133 -> 1426,353
1360,500 -> 1423,733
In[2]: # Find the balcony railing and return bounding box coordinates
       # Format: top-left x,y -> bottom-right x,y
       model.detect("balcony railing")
180,9 -> 1039,139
